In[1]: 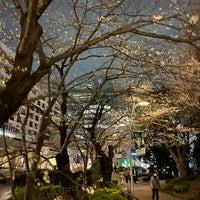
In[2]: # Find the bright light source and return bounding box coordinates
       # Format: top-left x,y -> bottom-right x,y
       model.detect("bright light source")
138,101 -> 149,106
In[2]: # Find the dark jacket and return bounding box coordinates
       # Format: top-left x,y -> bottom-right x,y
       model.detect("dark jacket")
150,174 -> 160,189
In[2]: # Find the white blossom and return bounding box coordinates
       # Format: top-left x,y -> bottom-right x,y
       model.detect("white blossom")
160,61 -> 166,66
152,15 -> 163,23
155,51 -> 161,56
188,14 -> 199,25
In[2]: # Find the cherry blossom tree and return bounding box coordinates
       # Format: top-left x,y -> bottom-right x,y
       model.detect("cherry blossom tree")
1,1 -> 200,199
140,50 -> 200,177
0,0 -> 200,127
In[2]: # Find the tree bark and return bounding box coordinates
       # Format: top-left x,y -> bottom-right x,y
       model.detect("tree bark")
95,143 -> 114,182
55,151 -> 73,187
0,16 -> 44,125
168,145 -> 189,178
55,84 -> 74,186
23,108 -> 51,200
23,151 -> 39,200
23,172 -> 35,200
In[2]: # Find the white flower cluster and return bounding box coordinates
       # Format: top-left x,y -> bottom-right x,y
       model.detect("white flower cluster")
187,14 -> 199,25
152,15 -> 163,23
0,20 -> 5,29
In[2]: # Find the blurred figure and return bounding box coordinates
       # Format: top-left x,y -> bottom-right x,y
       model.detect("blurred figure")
150,173 -> 160,200
123,169 -> 129,184
133,168 -> 137,184
119,169 -> 124,184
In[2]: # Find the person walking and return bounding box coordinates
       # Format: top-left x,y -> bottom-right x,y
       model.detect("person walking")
133,168 -> 137,184
150,173 -> 160,200
123,169 -> 130,184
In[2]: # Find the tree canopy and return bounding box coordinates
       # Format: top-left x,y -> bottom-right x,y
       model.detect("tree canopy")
0,0 -> 200,126
0,2 -> 200,198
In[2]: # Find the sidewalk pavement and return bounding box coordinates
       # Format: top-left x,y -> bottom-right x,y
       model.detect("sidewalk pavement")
132,181 -> 181,200
113,172 -> 181,200
0,183 -> 11,200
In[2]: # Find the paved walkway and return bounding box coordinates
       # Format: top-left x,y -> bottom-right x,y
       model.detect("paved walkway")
132,181 -> 181,200
0,183 -> 11,200
113,172 -> 181,200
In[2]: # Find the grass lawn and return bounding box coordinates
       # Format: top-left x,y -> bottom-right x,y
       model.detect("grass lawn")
161,176 -> 200,200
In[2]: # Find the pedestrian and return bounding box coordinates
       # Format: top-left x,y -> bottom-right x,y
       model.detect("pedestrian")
123,169 -> 129,184
133,168 -> 137,184
150,173 -> 160,200
119,170 -> 124,184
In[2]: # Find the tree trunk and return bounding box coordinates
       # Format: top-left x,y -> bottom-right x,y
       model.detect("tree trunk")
23,112 -> 50,200
99,155 -> 112,182
56,151 -> 73,187
0,13 -> 45,126
176,160 -> 188,178
168,145 -> 189,178
55,86 -> 74,186
23,152 -> 39,200
23,172 -> 35,200
193,134 -> 200,173
95,143 -> 114,182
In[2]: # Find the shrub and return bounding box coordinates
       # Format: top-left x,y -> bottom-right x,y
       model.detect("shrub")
174,181 -> 190,193
14,169 -> 48,188
160,177 -> 197,200
89,188 -> 126,200
98,178 -> 119,189
116,166 -> 126,173
48,170 -> 60,185
182,193 -> 195,200
14,187 -> 25,200
86,167 -> 101,186
14,170 -> 26,188
13,185 -> 63,200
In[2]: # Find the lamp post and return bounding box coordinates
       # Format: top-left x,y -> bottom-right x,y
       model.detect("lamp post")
129,100 -> 149,197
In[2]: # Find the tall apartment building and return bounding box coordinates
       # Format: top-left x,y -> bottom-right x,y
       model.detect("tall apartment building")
0,42 -> 59,170
0,41 -> 59,142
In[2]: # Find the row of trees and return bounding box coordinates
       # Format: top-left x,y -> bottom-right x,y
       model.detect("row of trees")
0,0 -> 200,199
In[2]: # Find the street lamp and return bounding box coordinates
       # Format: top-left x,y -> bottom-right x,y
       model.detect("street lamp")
128,100 -> 149,197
